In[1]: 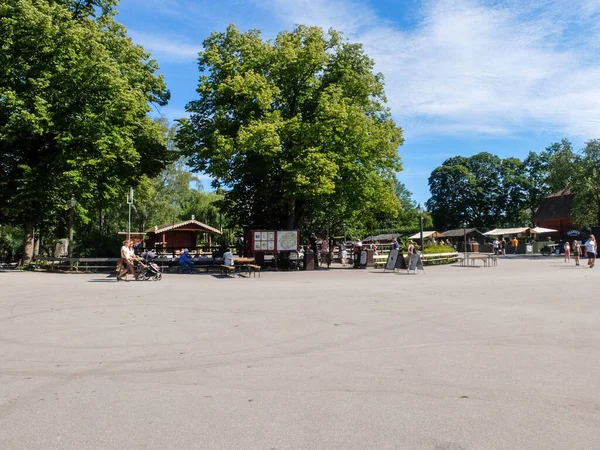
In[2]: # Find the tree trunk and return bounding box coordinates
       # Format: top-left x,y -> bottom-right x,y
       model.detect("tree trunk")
22,221 -> 35,265
286,197 -> 296,230
33,229 -> 40,260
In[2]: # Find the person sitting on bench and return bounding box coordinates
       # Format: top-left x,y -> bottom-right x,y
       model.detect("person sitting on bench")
179,248 -> 194,273
223,251 -> 233,267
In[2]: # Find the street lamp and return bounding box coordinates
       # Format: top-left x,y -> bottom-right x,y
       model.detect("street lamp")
127,187 -> 134,242
417,203 -> 424,255
68,195 -> 77,261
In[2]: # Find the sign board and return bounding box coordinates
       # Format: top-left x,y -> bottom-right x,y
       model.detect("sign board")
567,230 -> 581,237
360,250 -> 368,266
253,231 -> 275,251
408,253 -> 423,272
252,230 -> 299,252
396,252 -> 408,270
385,249 -> 399,271
276,230 -> 299,252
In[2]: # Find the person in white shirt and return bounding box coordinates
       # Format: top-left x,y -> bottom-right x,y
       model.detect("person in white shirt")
584,235 -> 596,268
117,240 -> 134,281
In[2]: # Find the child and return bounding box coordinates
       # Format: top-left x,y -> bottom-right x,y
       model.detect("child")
564,242 -> 570,263
572,240 -> 581,266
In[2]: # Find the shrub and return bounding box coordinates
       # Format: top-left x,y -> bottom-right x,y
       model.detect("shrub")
424,244 -> 455,254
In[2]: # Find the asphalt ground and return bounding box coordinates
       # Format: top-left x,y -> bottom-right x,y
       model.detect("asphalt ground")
1,258 -> 599,449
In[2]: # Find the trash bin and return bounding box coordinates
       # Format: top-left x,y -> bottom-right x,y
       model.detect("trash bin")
304,249 -> 314,270
472,243 -> 480,253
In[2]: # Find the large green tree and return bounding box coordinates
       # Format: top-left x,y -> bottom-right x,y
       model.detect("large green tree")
0,0 -> 170,262
566,140 -> 600,227
426,152 -> 531,230
177,24 -> 403,234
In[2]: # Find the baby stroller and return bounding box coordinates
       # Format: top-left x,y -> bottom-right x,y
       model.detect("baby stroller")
136,250 -> 162,281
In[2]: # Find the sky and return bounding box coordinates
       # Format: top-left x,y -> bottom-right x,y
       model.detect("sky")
116,0 -> 600,206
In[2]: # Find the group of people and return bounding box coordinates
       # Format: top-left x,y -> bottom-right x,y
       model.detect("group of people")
563,235 -> 597,268
492,237 -> 520,255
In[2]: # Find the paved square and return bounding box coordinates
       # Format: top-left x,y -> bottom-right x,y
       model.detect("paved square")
1,259 -> 599,449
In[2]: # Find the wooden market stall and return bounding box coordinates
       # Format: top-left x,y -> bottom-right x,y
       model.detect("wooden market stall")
145,219 -> 221,254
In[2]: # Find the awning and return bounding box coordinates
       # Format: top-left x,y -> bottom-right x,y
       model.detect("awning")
484,227 -> 557,236
531,226 -> 558,234
484,227 -> 528,235
408,231 -> 445,240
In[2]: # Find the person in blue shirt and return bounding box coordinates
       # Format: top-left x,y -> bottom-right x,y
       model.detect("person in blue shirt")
179,249 -> 194,273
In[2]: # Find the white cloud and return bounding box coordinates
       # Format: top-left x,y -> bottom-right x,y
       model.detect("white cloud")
129,30 -> 201,62
256,0 -> 600,138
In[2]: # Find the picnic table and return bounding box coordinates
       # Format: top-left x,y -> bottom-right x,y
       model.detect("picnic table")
230,257 -> 260,278
459,253 -> 497,267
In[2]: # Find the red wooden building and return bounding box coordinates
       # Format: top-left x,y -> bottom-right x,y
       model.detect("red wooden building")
532,190 -> 575,240
145,219 -> 221,251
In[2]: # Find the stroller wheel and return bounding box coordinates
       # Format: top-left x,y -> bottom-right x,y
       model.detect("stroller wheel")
153,273 -> 162,281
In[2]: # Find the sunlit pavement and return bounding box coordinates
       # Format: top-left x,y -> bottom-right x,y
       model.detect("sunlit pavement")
1,259 -> 599,449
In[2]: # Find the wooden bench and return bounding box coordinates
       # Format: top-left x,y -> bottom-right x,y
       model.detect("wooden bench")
44,257 -> 121,272
221,265 -> 236,277
247,264 -> 261,278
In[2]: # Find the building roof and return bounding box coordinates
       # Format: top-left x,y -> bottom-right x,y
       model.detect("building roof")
533,191 -> 574,222
362,233 -> 404,243
146,219 -> 221,235
408,230 -> 445,240
484,227 -> 554,235
484,227 -> 530,235
441,228 -> 483,237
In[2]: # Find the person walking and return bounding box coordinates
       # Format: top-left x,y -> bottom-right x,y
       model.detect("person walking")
501,237 -> 507,255
492,238 -> 499,255
511,236 -> 519,254
117,240 -> 134,281
563,241 -> 571,263
585,235 -> 597,268
572,240 -> 581,266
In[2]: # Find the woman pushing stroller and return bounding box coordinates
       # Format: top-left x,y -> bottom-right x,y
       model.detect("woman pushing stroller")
117,240 -> 137,281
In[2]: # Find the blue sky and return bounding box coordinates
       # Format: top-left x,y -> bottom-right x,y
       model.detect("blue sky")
117,0 -> 600,205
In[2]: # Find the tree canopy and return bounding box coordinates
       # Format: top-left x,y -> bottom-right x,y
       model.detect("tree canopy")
177,24 -> 403,235
562,139 -> 600,227
425,139 -> 600,232
0,0 -> 170,261
426,152 -> 531,230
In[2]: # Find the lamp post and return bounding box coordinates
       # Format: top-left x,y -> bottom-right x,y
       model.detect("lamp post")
68,195 -> 77,261
463,223 -> 467,254
127,187 -> 134,243
417,203 -> 424,254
